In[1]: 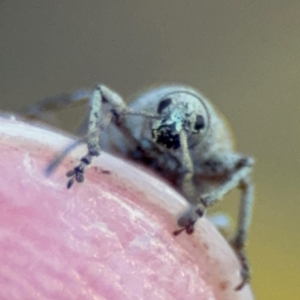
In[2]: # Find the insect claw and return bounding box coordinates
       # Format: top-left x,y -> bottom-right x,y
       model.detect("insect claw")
173,227 -> 186,236
234,276 -> 248,291
67,178 -> 74,189
173,223 -> 195,236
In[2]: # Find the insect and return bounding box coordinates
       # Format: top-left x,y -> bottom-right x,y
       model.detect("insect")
28,84 -> 254,290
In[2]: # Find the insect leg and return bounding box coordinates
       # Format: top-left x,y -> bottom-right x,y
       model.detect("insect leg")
66,85 -> 159,188
231,176 -> 254,290
66,84 -> 133,188
179,131 -> 195,200
199,158 -> 253,208
25,90 -> 92,120
173,131 -> 205,235
199,158 -> 254,290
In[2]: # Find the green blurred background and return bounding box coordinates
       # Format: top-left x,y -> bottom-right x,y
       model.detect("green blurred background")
1,1 -> 299,299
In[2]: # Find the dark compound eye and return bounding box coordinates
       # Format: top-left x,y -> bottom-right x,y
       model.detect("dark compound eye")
157,98 -> 172,114
194,115 -> 205,131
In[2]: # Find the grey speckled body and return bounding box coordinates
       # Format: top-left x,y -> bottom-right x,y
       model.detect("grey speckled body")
30,84 -> 254,290
101,86 -> 244,201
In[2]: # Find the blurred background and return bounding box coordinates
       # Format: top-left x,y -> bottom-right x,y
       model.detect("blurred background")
1,1 -> 299,299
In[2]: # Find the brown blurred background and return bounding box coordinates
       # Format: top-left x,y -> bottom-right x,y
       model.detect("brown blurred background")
1,1 -> 299,299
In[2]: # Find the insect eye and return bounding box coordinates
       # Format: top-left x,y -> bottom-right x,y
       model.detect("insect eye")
194,115 -> 205,131
157,98 -> 172,114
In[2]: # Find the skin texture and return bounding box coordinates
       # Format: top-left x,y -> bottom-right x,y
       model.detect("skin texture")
0,115 -> 253,300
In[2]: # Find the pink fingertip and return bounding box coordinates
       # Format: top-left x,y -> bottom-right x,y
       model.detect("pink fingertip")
0,115 -> 253,300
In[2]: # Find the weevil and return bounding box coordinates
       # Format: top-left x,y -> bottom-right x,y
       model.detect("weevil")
29,84 -> 254,290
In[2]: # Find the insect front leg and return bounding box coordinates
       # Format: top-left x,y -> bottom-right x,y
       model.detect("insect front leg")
66,85 -> 159,188
66,85 -> 128,188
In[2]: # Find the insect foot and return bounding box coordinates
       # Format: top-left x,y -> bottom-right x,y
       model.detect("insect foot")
231,234 -> 250,291
66,154 -> 95,189
173,204 -> 205,236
